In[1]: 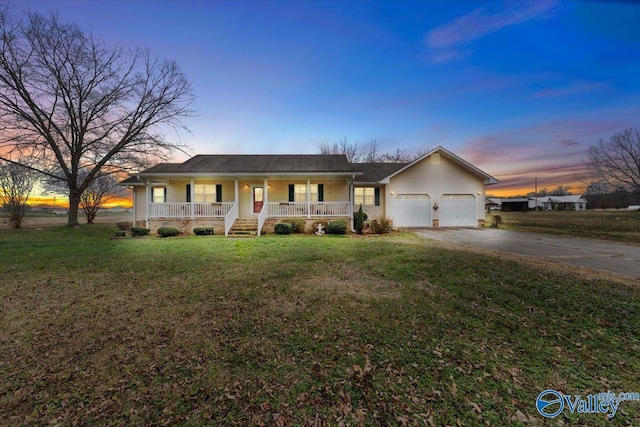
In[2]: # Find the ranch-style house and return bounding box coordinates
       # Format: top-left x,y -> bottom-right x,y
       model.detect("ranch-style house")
120,146 -> 498,236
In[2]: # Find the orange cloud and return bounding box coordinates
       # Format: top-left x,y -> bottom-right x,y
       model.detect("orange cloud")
27,195 -> 132,208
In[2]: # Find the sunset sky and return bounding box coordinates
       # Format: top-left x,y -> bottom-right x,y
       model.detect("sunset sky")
15,0 -> 640,202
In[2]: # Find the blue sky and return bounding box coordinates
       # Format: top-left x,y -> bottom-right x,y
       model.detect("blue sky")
18,0 -> 640,195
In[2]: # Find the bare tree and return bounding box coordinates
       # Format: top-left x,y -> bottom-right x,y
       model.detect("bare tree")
0,160 -> 37,228
80,175 -> 121,224
361,139 -> 380,162
319,137 -> 361,162
0,9 -> 194,227
548,185 -> 572,196
585,127 -> 640,194
319,138 -> 429,163
42,168 -> 126,224
380,148 -> 412,163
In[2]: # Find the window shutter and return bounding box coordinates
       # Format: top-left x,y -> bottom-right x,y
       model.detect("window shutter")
374,188 -> 380,206
288,184 -> 294,202
163,187 -> 167,203
216,184 -> 222,203
318,184 -> 324,202
186,184 -> 191,202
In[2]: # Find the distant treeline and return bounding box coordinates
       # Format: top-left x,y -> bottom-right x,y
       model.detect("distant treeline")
584,191 -> 640,209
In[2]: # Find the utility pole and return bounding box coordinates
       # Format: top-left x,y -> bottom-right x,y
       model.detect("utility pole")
534,177 -> 538,211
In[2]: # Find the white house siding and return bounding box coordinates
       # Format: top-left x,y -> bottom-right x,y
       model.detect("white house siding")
361,203 -> 383,219
133,186 -> 147,223
386,154 -> 485,227
166,180 -> 188,203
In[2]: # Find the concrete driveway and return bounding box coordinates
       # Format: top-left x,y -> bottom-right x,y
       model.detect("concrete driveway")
414,228 -> 640,279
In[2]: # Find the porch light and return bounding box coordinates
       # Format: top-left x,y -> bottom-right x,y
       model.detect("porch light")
390,191 -> 394,195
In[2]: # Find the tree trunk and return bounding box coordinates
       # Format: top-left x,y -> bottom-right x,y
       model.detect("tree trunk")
67,190 -> 81,227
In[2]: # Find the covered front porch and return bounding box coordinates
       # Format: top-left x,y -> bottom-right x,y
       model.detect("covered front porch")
140,178 -> 353,236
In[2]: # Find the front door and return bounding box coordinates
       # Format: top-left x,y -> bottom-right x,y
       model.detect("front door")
253,187 -> 264,214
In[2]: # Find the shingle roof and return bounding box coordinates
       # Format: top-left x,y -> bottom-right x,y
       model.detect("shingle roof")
141,163 -> 183,173
118,175 -> 146,186
353,163 -> 408,183
140,155 -> 360,175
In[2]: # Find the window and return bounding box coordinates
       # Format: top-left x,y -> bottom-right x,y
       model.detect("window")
152,187 -> 166,203
195,184 -> 216,203
294,184 -> 307,202
289,184 -> 324,202
354,187 -> 380,206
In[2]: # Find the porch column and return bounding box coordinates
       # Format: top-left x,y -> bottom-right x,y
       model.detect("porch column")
349,179 -> 354,231
145,181 -> 151,228
132,187 -> 136,226
264,179 -> 268,213
234,179 -> 239,208
190,179 -> 195,219
306,179 -> 311,219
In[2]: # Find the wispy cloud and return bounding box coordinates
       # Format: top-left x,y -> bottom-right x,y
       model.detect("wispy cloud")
560,138 -> 580,147
532,80 -> 610,98
425,0 -> 559,63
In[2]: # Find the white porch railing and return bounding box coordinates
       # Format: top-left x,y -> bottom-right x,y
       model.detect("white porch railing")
149,202 -> 234,218
224,202 -> 239,236
267,202 -> 350,217
257,204 -> 268,236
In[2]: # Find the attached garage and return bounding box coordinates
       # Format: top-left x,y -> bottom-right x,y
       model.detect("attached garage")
439,194 -> 476,227
394,194 -> 431,227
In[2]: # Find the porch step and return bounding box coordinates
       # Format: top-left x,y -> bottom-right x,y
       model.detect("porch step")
228,218 -> 259,237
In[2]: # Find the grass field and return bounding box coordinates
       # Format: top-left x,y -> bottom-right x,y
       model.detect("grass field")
1,223 -> 639,426
486,210 -> 640,243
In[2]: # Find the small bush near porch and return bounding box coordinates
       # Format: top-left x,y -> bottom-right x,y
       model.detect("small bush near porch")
0,225 -> 638,425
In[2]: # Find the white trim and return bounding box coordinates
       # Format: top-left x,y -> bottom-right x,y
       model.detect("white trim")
145,181 -> 150,228
381,146 -> 499,185
190,179 -> 195,219
139,172 -> 363,178
306,179 -> 311,218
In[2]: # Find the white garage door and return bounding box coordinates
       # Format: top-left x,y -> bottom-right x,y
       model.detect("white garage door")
394,194 -> 431,227
439,194 -> 476,227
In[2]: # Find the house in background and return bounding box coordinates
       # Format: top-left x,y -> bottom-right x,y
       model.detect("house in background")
486,195 -> 588,212
120,146 -> 498,236
536,195 -> 587,211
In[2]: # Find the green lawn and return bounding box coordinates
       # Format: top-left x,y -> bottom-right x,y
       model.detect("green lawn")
1,225 -> 639,426
486,210 -> 640,243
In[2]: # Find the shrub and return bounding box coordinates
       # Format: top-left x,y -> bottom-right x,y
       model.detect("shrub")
116,221 -> 132,231
326,220 -> 348,235
281,218 -> 306,233
193,227 -> 214,236
354,204 -> 365,234
369,216 -> 393,234
114,231 -> 126,238
491,215 -> 503,228
130,226 -> 150,237
157,227 -> 180,237
274,222 -> 293,235
353,209 -> 368,223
